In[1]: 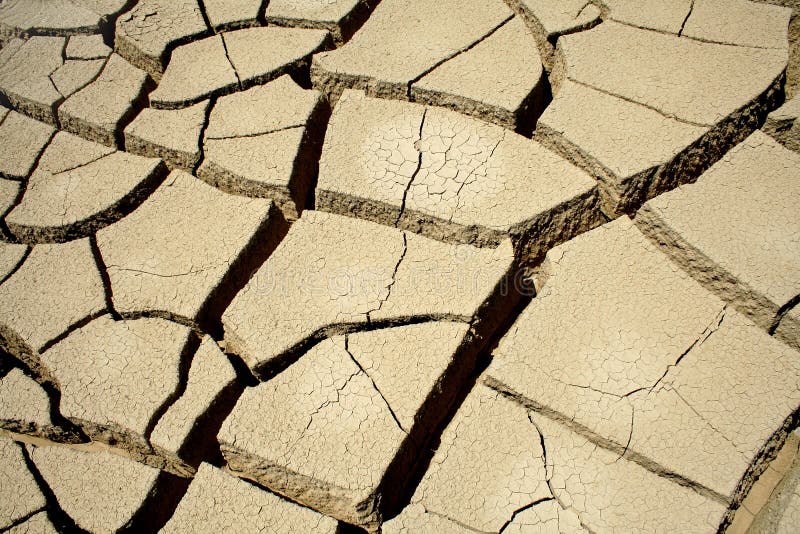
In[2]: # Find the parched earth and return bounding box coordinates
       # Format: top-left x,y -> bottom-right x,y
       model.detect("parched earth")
0,0 -> 800,532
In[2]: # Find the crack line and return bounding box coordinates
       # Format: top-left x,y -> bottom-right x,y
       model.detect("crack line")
343,334 -> 408,434
51,150 -> 115,176
566,78 -> 710,128
497,497 -> 556,533
219,33 -> 242,89
678,0 -> 695,37
527,413 -> 598,534
192,95 -> 216,175
395,108 -> 427,227
105,265 -> 209,278
365,232 -> 408,322
406,14 -> 515,99
205,123 -> 305,141
422,507 -> 491,533
644,305 -> 727,396
769,293 -> 800,335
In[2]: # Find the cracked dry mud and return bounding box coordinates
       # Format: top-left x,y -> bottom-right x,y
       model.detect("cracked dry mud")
0,1 -> 799,533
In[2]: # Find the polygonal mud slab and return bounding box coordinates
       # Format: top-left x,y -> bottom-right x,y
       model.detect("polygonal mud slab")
96,170 -> 284,329
264,0 -> 378,44
0,0 -> 125,38
29,444 -> 185,532
6,131 -> 168,244
409,17 -> 545,130
123,99 -> 209,171
203,0 -> 262,31
763,95 -> 800,153
114,0 -> 209,79
222,209 -> 514,379
41,315 -> 237,476
0,36 -> 110,124
197,75 -> 328,219
552,21 -> 787,126
40,316 -> 189,468
219,321 -> 474,530
0,110 -> 55,180
58,53 -> 152,147
384,384 -> 726,533
637,131 -> 800,349
317,90 -> 599,259
538,20 -> 787,215
311,0 -> 512,100
163,463 -> 338,533
486,216 -> 800,510
0,438 -> 46,530
682,0 -> 791,49
65,34 -> 111,60
0,368 -> 83,443
502,0 -> 601,68
149,26 -> 330,110
0,238 -> 105,384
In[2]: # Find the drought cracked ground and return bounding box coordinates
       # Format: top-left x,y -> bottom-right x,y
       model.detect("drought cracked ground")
0,0 -> 800,532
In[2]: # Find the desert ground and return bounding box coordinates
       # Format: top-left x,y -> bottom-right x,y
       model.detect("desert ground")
0,0 -> 800,532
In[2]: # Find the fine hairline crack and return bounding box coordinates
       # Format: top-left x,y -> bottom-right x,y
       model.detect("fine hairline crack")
343,334 -> 408,435
405,13 -> 514,100
219,33 -> 242,89
526,412 -> 598,534
365,232 -> 408,322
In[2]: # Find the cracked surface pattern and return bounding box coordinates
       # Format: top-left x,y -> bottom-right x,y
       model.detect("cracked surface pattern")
6,131 -> 166,243
0,438 -> 46,530
57,53 -> 151,147
764,95 -> 800,152
0,36 -> 111,124
41,315 -> 190,443
0,238 -> 105,370
556,21 -> 786,126
124,99 -> 209,171
0,2 -> 799,532
311,0 -> 512,98
487,217 -> 800,506
114,0 -> 207,78
5,510 -> 58,533
149,334 -> 237,462
385,385 -> 551,533
197,75 -> 325,218
149,26 -> 329,110
219,321 -> 473,529
29,444 -> 161,533
0,0 -> 126,39
385,384 -> 727,533
222,209 -> 513,377
0,109 -> 55,180
163,462 -> 338,533
318,90 -> 599,256
637,131 -> 800,347
96,170 -> 278,326
0,368 -> 53,434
